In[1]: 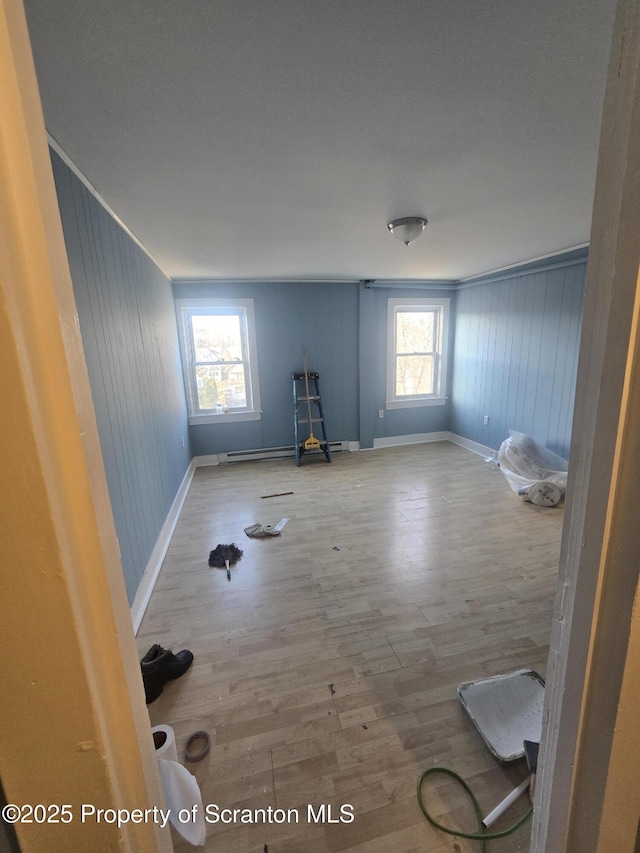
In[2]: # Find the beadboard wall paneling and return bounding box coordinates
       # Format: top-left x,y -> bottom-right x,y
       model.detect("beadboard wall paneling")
51,150 -> 191,603
358,283 -> 456,449
172,281 -> 360,456
451,259 -> 586,459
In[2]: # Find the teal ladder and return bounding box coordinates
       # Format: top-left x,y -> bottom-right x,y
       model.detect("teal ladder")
292,372 -> 332,466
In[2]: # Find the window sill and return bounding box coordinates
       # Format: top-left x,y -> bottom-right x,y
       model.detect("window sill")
386,397 -> 447,410
188,411 -> 262,426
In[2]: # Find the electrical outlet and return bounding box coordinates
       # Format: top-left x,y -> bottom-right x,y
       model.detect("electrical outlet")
378,409 -> 384,419
483,415 -> 489,426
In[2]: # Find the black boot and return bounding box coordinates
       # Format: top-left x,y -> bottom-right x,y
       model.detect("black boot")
140,644 -> 194,704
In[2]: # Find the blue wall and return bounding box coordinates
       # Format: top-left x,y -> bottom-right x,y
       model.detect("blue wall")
172,281 -> 360,455
450,257 -> 586,459
173,280 -> 459,454
358,283 -> 456,448
51,150 -> 191,604
50,141 -> 587,604
174,268 -> 585,459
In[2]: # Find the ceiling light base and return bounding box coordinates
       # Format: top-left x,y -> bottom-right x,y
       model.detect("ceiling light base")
387,216 -> 428,246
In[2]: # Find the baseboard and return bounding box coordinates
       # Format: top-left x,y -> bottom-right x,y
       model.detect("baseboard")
447,432 -> 496,458
195,441 -> 351,466
373,431 -> 450,449
193,454 -> 220,467
369,431 -> 496,458
130,459 -> 196,634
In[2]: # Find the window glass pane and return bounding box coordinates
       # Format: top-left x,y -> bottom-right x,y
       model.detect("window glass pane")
195,364 -> 247,410
191,314 -> 243,362
220,364 -> 247,408
395,355 -> 434,396
194,365 -> 220,409
178,298 -> 260,419
396,310 -> 434,353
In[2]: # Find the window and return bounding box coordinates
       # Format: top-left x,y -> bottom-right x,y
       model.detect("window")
176,298 -> 261,424
386,297 -> 450,408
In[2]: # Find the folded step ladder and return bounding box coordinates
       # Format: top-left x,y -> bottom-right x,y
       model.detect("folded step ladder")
292,371 -> 332,466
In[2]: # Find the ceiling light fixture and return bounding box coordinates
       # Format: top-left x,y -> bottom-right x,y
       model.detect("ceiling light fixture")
387,216 -> 428,246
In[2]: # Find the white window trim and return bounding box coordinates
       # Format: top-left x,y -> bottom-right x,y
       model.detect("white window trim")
175,297 -> 262,425
386,297 -> 450,409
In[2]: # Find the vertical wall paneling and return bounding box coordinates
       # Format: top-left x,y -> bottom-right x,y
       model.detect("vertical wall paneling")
173,281 -> 360,456
358,284 -> 456,449
49,137 -> 588,605
175,281 -> 460,455
51,150 -> 191,603
451,259 -> 586,459
357,283 -> 379,449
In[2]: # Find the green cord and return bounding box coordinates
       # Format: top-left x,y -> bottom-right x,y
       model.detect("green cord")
417,766 -> 533,852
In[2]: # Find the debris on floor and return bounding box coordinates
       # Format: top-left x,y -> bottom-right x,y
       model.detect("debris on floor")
208,543 -> 243,581
244,518 -> 289,538
184,730 -> 211,763
260,491 -> 294,499
244,524 -> 280,538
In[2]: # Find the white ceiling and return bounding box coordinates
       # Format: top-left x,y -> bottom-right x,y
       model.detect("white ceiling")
24,0 -> 617,282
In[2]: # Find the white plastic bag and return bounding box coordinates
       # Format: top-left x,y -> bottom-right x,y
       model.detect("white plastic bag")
497,431 -> 568,506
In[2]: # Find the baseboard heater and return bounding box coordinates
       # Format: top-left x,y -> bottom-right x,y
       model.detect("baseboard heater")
218,440 -> 350,464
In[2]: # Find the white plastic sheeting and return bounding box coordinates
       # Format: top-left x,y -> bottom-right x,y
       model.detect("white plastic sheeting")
498,431 -> 568,506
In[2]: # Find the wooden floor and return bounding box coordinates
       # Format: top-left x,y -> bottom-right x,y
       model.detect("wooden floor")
137,442 -> 564,852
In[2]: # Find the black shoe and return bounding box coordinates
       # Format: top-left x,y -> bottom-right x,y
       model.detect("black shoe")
140,644 -> 194,704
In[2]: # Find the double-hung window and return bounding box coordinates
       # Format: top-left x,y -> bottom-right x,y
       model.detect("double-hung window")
386,297 -> 450,408
176,298 -> 261,424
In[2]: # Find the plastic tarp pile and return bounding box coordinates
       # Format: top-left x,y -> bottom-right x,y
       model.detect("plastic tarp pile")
497,431 -> 568,507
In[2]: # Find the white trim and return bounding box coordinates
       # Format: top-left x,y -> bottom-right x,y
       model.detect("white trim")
130,460 -> 196,634
457,256 -> 589,291
173,277 -> 361,285
175,297 -> 262,421
370,432 -> 496,456
459,244 -> 590,284
189,411 -> 261,425
447,433 -> 496,458
348,441 -> 361,451
386,297 -> 451,406
386,397 -> 447,409
193,454 -> 220,467
373,431 -> 450,449
46,134 -> 166,275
